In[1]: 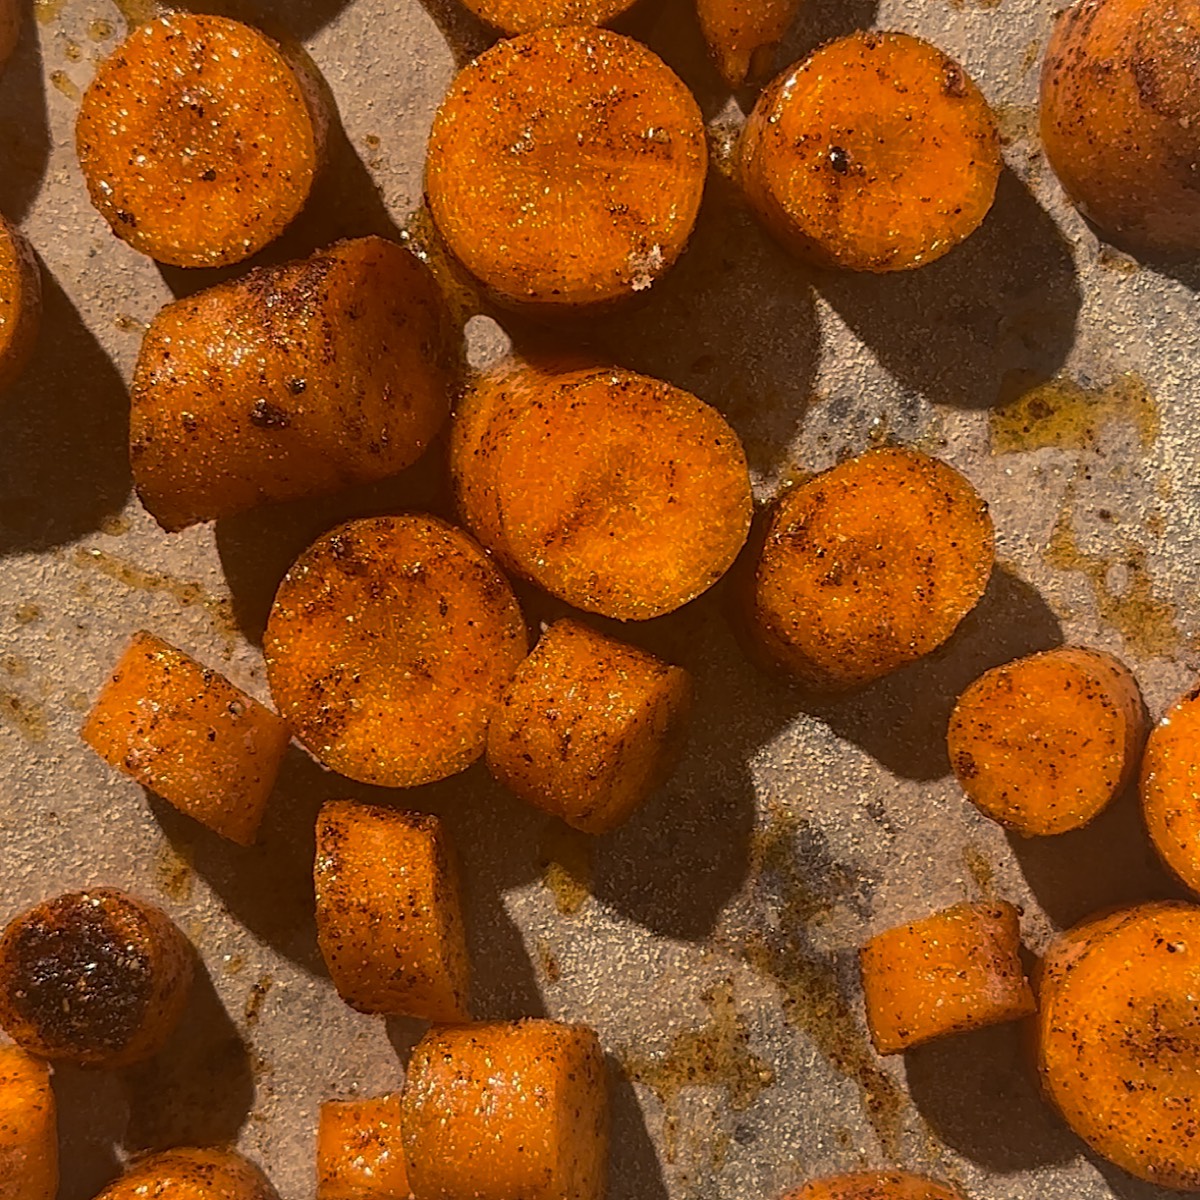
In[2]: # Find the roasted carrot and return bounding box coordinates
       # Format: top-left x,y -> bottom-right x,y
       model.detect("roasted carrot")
315,801 -> 470,1023
450,359 -> 753,620
784,1173 -> 967,1200
697,0 -> 801,87
131,236 -> 456,532
0,889 -> 192,1068
402,1020 -> 608,1200
1037,903 -> 1200,1188
860,900 -> 1034,1055
76,13 -> 329,267
741,31 -> 1002,271
0,1046 -> 57,1200
94,1148 -> 278,1200
949,647 -> 1146,837
426,27 -> 706,308
82,631 -> 291,846
318,1094 -> 412,1200
459,0 -> 639,34
486,618 -> 693,833
748,447 -> 994,690
265,515 -> 526,788
1142,683 -> 1200,893
0,216 -> 40,397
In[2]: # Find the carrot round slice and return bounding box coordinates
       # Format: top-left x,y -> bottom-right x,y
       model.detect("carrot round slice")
467,363 -> 752,620
76,13 -> 328,268
0,889 -> 193,1068
459,0 -> 638,34
0,1045 -> 57,1200
697,0 -> 801,87
1142,683 -> 1200,893
949,646 -> 1146,837
785,1174 -> 966,1200
95,1149 -> 278,1200
741,31 -> 1002,271
749,447 -> 994,690
265,515 -> 527,788
426,27 -> 706,308
0,215 -> 40,396
1037,903 -> 1200,1189
859,900 -> 1034,1055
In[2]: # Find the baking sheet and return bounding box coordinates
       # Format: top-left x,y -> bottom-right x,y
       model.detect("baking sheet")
2,0 -> 1199,1196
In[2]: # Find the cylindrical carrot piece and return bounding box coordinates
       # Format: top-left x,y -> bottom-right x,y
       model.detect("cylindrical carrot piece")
94,1148 -> 279,1200
315,801 -> 470,1023
131,236 -> 456,532
459,0 -> 639,34
82,631 -> 292,846
0,889 -> 193,1068
697,0 -> 801,88
426,27 -> 706,308
1037,903 -> 1200,1189
0,215 -> 40,397
76,14 -> 328,268
401,1020 -> 609,1200
784,1173 -> 967,1200
0,1046 -> 57,1200
949,647 -> 1146,837
748,447 -> 994,690
859,900 -> 1034,1055
450,359 -> 753,620
486,619 -> 693,833
265,515 -> 527,788
1142,684 -> 1200,894
741,31 -> 1002,271
318,1094 -> 412,1200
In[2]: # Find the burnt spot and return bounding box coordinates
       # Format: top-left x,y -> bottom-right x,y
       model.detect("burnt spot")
828,146 -> 851,174
249,399 -> 292,431
943,62 -> 968,98
116,209 -> 137,227
955,750 -> 980,780
1,894 -> 153,1056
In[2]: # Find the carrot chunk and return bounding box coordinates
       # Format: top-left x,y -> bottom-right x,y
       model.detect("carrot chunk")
486,618 -> 692,833
459,0 -> 639,34
0,216 -> 39,397
315,801 -> 470,1023
1142,683 -> 1200,893
317,1094 -> 412,1200
741,31 -> 1002,271
265,515 -> 526,788
76,13 -> 328,267
94,1148 -> 278,1200
748,447 -> 994,690
0,889 -> 193,1068
860,900 -> 1034,1055
82,631 -> 291,846
426,27 -> 706,308
131,236 -> 456,532
401,1020 -> 608,1200
1037,903 -> 1200,1188
0,1046 -> 57,1200
949,646 -> 1146,837
697,0 -> 800,87
783,1174 -> 967,1200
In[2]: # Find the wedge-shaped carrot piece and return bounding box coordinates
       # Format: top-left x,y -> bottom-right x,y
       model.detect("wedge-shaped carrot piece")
784,1174 -> 966,1200
76,13 -> 328,267
0,889 -> 192,1068
460,0 -> 638,34
1037,903 -> 1200,1188
82,631 -> 291,845
741,31 -> 1001,271
266,515 -> 526,788
748,447 -> 993,690
860,900 -> 1034,1055
131,236 -> 455,532
94,1148 -> 278,1200
315,801 -> 470,1022
0,216 -> 40,397
697,0 -> 800,87
318,1093 -> 412,1200
950,646 -> 1146,837
450,359 -> 753,620
0,1046 -> 57,1200
402,1020 -> 608,1200
426,27 -> 706,308
486,619 -> 693,833
1142,683 -> 1200,893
